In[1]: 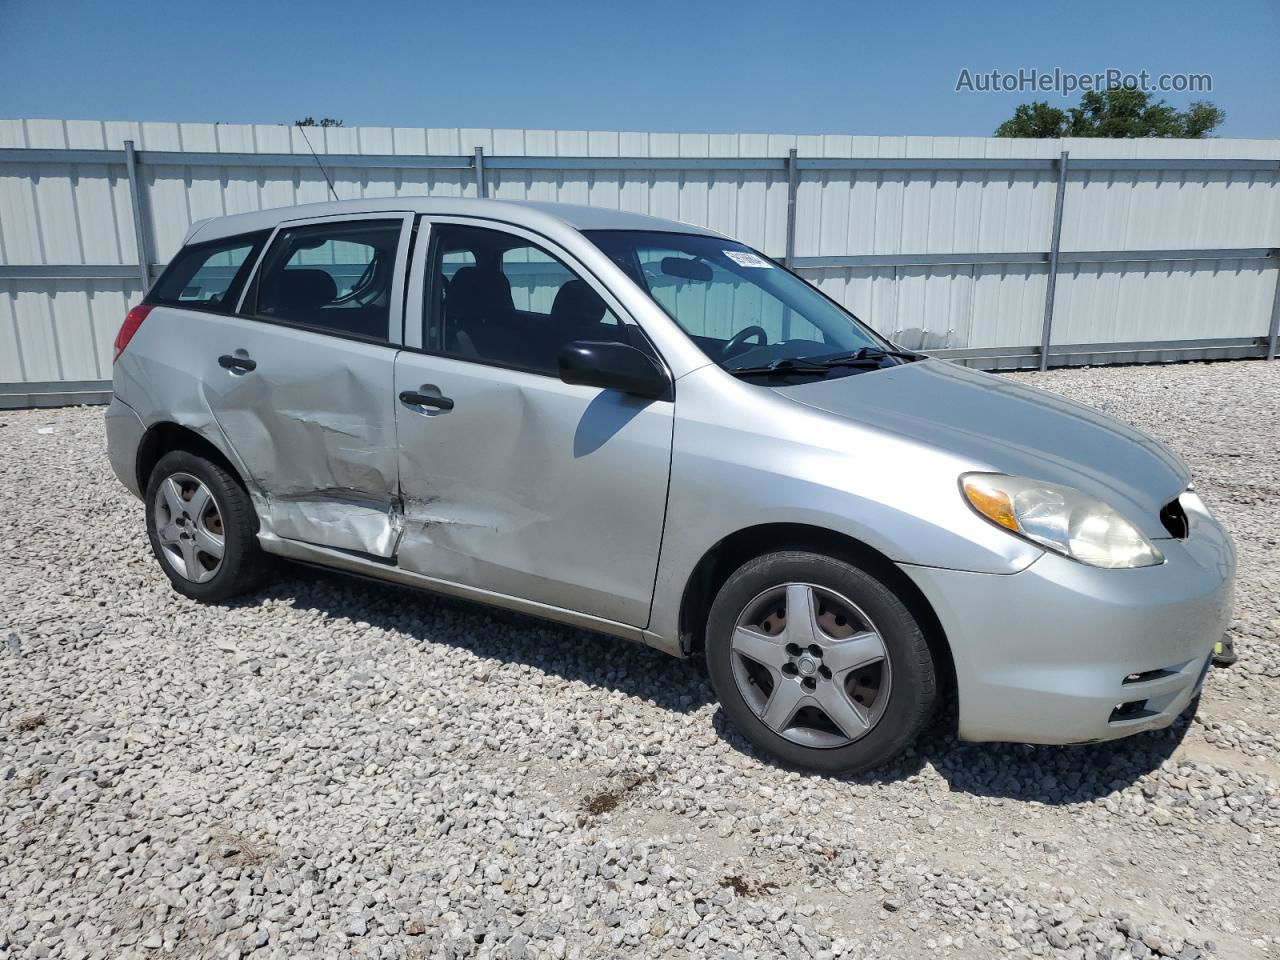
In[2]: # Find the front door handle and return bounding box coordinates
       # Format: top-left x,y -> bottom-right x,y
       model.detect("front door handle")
399,389 -> 454,411
218,353 -> 257,373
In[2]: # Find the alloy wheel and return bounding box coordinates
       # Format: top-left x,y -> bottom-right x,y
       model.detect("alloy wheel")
729,582 -> 891,748
153,472 -> 225,583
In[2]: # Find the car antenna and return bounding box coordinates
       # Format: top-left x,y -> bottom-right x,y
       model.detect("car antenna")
295,121 -> 339,202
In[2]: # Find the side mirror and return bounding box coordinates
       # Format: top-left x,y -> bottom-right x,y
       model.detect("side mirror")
558,340 -> 671,399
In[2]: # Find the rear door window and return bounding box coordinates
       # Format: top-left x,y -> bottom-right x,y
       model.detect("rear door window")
249,219 -> 404,342
148,232 -> 268,312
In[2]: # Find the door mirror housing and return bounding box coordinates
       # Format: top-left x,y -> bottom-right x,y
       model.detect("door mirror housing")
558,340 -> 671,399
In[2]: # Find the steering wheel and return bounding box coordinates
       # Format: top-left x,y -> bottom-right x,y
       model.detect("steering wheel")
721,325 -> 768,359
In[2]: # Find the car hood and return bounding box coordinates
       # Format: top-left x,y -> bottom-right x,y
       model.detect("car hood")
773,359 -> 1189,539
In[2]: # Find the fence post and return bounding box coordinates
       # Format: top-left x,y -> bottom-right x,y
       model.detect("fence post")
783,147 -> 800,340
1038,150 -> 1069,371
123,140 -> 153,294
1267,256 -> 1280,360
784,147 -> 799,268
474,146 -> 487,198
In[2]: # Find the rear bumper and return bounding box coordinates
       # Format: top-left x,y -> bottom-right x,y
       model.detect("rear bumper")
104,396 -> 146,499
901,509 -> 1235,745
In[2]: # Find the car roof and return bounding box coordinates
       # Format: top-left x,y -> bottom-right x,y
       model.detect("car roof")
184,197 -> 726,246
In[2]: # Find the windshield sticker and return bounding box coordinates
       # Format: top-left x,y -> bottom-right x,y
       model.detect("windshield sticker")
723,250 -> 773,269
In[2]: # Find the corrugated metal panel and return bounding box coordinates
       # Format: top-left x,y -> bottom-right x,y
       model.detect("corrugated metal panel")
1052,257 -> 1277,344
1,118 -> 1278,389
808,263 -> 1050,350
0,279 -> 142,382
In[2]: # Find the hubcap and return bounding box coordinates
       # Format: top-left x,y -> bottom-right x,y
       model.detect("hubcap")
729,582 -> 891,749
153,473 -> 225,583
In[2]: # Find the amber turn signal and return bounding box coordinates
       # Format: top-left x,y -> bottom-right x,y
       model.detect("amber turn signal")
962,477 -> 1019,531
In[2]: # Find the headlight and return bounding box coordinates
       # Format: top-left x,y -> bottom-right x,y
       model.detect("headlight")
961,473 -> 1163,569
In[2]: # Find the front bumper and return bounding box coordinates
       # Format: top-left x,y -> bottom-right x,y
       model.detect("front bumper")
104,396 -> 146,499
901,509 -> 1235,745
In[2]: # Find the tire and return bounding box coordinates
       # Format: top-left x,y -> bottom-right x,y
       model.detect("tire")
144,449 -> 272,603
705,551 -> 936,774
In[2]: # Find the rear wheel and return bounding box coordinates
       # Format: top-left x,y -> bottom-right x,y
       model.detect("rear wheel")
705,551 -> 936,773
144,450 -> 271,602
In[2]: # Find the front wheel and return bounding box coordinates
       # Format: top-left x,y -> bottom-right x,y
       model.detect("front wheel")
144,449 -> 272,603
705,551 -> 937,774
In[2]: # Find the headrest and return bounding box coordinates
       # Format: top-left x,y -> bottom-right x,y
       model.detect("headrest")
447,265 -> 513,319
550,279 -> 607,325
263,268 -> 337,316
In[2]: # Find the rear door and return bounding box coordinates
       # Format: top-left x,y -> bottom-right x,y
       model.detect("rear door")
391,218 -> 674,626
200,213 -> 413,556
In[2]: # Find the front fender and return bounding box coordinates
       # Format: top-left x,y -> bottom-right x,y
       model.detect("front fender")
646,367 -> 1042,647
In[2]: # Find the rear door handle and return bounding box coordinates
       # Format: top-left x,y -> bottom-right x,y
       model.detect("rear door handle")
218,354 -> 257,373
399,389 -> 454,411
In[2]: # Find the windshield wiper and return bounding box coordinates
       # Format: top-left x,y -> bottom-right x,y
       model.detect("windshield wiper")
726,356 -> 880,378
732,358 -> 839,378
726,345 -> 921,379
812,346 -> 922,365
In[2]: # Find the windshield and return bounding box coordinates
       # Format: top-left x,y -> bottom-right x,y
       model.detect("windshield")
584,230 -> 901,374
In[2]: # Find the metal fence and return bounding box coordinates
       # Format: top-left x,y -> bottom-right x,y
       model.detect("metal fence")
1,120 -> 1278,408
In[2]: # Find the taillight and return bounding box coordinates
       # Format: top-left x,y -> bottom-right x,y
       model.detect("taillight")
114,304 -> 154,362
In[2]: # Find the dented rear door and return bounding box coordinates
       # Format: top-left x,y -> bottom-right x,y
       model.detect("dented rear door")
200,319 -> 401,555
200,213 -> 412,557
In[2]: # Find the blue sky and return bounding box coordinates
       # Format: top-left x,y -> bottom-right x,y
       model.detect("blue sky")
1,0 -> 1276,138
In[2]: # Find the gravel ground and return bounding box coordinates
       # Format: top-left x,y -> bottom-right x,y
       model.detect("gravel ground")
2,360 -> 1279,960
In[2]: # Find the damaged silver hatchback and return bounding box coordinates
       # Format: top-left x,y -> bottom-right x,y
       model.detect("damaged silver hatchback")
107,198 -> 1235,773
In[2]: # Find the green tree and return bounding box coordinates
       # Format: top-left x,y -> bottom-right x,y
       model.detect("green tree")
996,88 -> 1225,138
994,102 -> 1071,138
1179,101 -> 1228,138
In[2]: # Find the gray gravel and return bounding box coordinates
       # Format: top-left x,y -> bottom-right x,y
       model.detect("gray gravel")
2,359 -> 1279,960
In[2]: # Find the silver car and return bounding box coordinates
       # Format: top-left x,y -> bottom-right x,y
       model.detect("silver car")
105,198 -> 1235,773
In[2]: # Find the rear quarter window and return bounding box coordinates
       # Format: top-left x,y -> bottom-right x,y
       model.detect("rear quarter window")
148,231 -> 270,313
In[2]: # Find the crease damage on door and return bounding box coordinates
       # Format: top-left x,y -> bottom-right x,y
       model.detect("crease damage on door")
393,390 -> 563,593
269,485 -> 405,557
200,378 -> 405,558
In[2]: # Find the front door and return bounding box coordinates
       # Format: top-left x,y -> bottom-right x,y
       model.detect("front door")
202,213 -> 412,556
392,220 -> 674,627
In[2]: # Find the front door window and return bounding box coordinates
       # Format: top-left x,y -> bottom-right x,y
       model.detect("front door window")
424,224 -> 626,373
